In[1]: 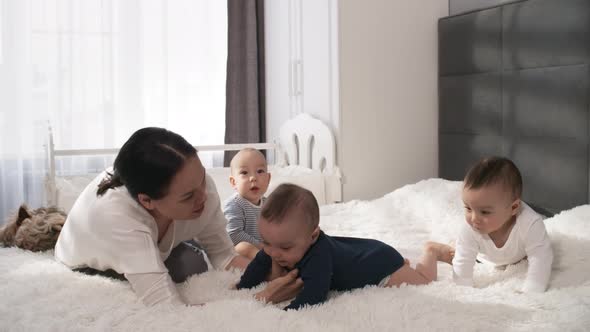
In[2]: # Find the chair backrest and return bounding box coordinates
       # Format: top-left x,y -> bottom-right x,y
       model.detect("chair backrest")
277,113 -> 336,173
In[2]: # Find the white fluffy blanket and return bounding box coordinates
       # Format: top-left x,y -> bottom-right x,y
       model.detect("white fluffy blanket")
1,179 -> 589,331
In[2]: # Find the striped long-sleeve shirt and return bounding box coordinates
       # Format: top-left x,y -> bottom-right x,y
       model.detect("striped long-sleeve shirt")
223,193 -> 266,246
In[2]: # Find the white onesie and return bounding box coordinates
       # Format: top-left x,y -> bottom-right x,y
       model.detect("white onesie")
452,202 -> 553,292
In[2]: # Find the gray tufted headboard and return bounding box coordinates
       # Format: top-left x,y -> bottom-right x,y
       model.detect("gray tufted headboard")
438,0 -> 590,215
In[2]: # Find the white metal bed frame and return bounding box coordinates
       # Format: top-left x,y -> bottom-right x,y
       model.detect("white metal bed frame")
45,113 -> 342,207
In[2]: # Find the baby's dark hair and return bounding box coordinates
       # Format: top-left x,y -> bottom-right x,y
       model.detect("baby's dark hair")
464,156 -> 523,199
260,183 -> 319,229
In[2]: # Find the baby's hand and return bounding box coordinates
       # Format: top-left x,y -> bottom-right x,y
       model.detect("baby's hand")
256,269 -> 303,304
267,259 -> 288,281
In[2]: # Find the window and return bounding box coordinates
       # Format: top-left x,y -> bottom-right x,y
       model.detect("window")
0,0 -> 227,220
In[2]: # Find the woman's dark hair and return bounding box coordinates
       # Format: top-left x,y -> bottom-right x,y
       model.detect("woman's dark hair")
97,127 -> 197,200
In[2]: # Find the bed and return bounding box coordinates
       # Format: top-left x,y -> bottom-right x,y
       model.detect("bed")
1,178 -> 589,330
3,110 -> 590,330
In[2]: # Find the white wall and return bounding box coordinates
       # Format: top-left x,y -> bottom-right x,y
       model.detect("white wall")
338,1 -> 448,201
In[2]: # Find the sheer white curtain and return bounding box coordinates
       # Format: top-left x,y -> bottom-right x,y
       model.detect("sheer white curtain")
0,0 -> 227,221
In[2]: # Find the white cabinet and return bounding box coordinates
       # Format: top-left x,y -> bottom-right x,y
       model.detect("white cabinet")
265,0 -> 339,146
266,1 -> 448,201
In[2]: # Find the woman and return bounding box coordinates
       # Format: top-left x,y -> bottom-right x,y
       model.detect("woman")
55,127 -> 301,306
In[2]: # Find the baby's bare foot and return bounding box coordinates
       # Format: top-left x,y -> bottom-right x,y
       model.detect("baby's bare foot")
424,241 -> 455,265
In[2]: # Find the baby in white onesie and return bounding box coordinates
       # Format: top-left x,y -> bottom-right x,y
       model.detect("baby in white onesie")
428,156 -> 553,293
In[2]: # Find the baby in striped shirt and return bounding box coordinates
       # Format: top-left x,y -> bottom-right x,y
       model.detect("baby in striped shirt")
224,148 -> 271,259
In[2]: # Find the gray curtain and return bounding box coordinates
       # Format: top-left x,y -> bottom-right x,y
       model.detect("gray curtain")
224,0 -> 266,166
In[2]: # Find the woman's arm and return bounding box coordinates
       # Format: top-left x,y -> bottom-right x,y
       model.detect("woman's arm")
197,178 -> 240,269
126,272 -> 185,306
127,264 -> 302,306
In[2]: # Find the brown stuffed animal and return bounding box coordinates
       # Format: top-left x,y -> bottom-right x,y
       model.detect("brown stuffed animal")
0,204 -> 67,252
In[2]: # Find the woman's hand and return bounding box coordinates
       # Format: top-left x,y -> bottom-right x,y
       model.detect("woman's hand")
255,269 -> 303,304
